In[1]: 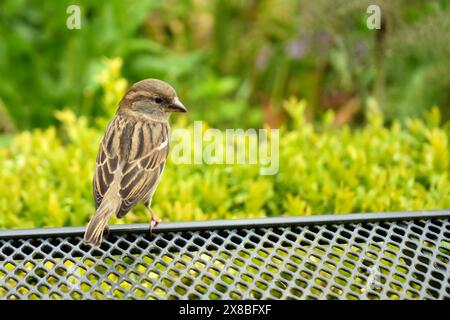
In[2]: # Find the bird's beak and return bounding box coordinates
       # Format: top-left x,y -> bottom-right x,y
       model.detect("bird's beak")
167,97 -> 187,113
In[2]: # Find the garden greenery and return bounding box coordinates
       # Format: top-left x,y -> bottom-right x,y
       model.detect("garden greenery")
0,95 -> 448,229
1,0 -> 450,130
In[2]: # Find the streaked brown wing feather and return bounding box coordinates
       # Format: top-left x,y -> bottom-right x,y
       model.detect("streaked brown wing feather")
93,117 -> 123,208
116,121 -> 169,217
93,114 -> 169,218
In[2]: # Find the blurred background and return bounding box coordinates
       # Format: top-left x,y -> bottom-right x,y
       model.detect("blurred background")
0,0 -> 449,229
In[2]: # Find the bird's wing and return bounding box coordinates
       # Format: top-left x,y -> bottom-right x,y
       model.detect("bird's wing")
117,128 -> 169,217
93,116 -> 122,209
93,115 -> 170,217
118,117 -> 169,217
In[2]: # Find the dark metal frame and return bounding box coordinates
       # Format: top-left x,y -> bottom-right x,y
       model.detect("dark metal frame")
1,210 -> 449,300
1,209 -> 449,239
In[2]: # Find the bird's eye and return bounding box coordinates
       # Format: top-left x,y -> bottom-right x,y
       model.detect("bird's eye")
154,97 -> 163,104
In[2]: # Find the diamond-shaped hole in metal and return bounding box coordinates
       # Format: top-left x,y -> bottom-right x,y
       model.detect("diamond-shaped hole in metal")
0,217 -> 449,299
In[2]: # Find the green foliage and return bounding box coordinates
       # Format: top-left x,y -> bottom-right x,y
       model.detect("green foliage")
1,0 -> 449,131
0,0 -> 264,129
1,0 -> 449,229
0,99 -> 448,229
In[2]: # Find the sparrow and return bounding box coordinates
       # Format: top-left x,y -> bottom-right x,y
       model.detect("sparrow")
83,79 -> 187,246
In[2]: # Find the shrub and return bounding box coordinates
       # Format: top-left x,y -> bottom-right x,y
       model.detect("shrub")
2,1 -> 450,130
0,98 -> 448,229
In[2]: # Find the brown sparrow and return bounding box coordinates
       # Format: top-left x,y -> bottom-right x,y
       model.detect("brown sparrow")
83,79 -> 187,246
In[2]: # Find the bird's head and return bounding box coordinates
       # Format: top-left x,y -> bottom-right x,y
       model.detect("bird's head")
118,79 -> 187,118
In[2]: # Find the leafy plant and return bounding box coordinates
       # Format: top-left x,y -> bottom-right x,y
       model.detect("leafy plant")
0,97 -> 448,229
1,0 -> 449,131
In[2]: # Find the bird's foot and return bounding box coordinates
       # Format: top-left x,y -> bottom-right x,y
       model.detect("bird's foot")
147,206 -> 161,237
149,212 -> 161,236
103,225 -> 110,237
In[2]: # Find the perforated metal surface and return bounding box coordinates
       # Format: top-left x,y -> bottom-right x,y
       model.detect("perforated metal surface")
0,211 -> 449,300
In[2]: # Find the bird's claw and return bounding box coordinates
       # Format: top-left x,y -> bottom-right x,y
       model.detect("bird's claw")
149,215 -> 161,236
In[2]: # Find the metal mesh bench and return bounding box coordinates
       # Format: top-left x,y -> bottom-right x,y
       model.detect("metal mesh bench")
0,210 -> 449,300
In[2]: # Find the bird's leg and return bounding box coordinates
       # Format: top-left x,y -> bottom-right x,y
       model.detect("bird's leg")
103,225 -> 110,237
145,202 -> 161,235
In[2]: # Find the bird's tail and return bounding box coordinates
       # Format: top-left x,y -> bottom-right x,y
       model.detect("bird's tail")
83,197 -> 121,246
